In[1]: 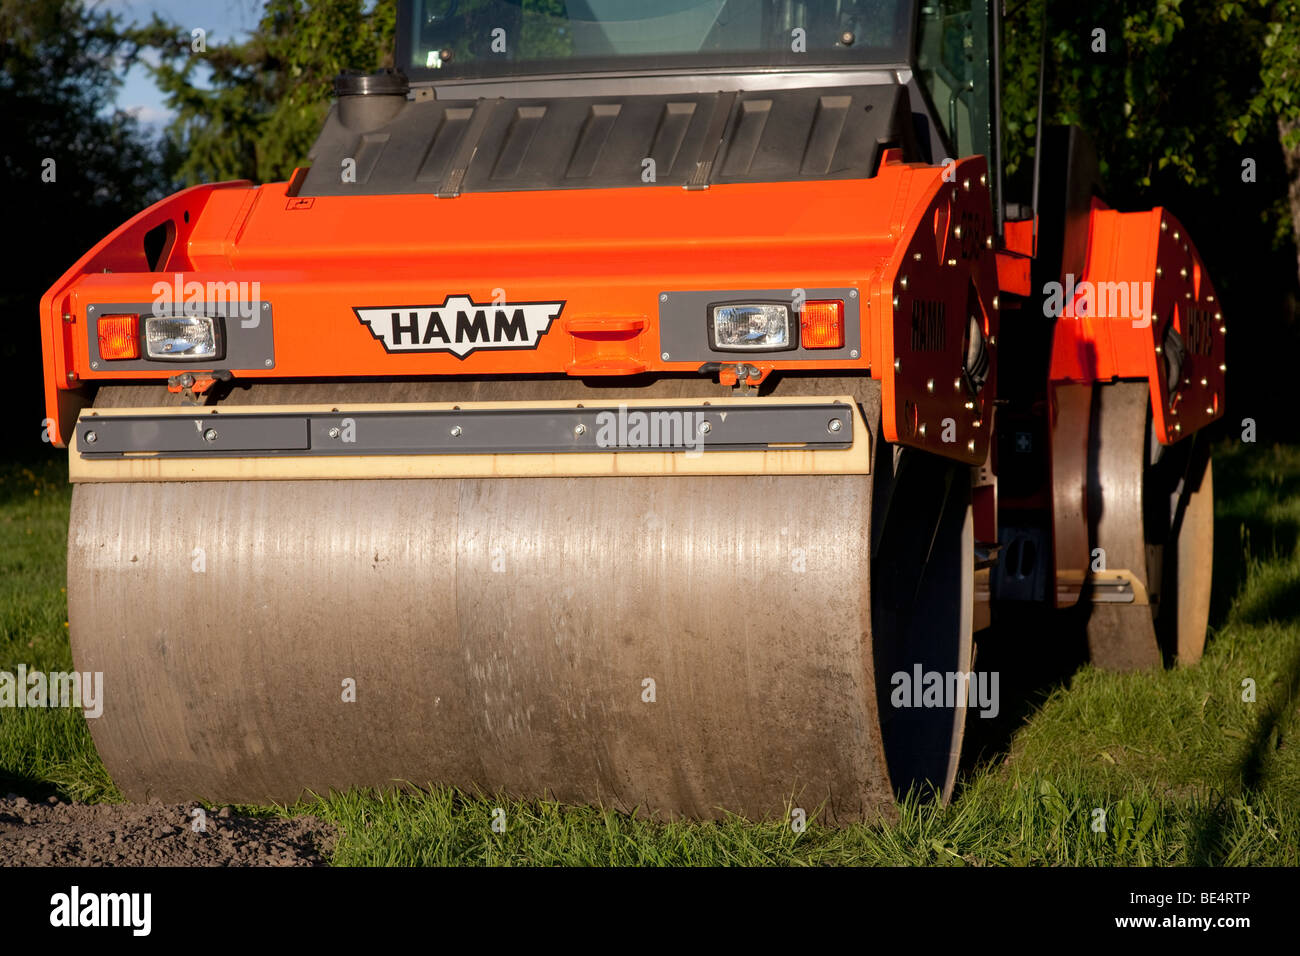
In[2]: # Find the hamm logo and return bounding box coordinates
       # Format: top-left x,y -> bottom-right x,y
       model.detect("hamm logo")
354,295 -> 565,358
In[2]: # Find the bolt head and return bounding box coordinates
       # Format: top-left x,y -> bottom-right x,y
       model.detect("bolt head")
963,177 -> 971,191
574,423 -> 587,437
90,361 -> 99,370
203,428 -> 218,442
699,420 -> 712,435
661,352 -> 670,361
899,276 -> 908,291
827,418 -> 842,433
450,425 -> 463,438
849,349 -> 859,359
926,378 -> 934,393
84,430 -> 97,444
660,293 -> 668,302
893,357 -> 901,372
328,426 -> 341,439
918,423 -> 927,438
264,359 -> 273,367
992,296 -> 999,310
967,438 -> 976,453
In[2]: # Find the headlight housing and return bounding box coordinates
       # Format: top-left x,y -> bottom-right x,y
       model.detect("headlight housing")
708,303 -> 795,352
144,315 -> 224,360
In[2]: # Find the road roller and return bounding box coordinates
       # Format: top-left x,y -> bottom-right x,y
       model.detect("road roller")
37,0 -> 1224,822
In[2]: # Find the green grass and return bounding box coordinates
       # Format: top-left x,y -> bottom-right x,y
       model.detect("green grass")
2,441 -> 1297,865
0,457 -> 119,802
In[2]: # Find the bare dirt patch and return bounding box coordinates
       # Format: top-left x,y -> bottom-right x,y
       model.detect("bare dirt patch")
0,794 -> 335,866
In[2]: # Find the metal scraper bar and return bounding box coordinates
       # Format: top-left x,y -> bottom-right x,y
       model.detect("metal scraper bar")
75,402 -> 854,458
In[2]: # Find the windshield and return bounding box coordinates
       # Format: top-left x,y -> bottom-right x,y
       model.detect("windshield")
399,1 -> 913,78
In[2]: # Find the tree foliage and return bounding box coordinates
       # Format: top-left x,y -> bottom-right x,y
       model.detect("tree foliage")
0,0 -> 165,240
132,0 -> 396,186
0,0 -> 167,451
1000,0 -> 1300,284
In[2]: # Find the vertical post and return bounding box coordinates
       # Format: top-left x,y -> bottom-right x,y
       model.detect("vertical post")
1030,2 -> 1048,249
990,0 -> 1006,236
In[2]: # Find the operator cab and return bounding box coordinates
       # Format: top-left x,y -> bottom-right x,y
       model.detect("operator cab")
300,0 -> 1003,223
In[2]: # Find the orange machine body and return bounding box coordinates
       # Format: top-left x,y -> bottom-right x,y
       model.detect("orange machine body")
1048,207 -> 1225,444
40,152 -> 999,464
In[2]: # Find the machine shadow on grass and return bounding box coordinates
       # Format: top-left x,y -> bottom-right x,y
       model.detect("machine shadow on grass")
1186,440 -> 1300,862
1185,636 -> 1300,864
956,436 -> 1265,792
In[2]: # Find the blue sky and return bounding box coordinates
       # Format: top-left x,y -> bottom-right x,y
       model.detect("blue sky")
103,0 -> 263,126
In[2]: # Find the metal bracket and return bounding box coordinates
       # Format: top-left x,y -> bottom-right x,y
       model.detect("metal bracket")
697,362 -> 771,392
167,370 -> 233,406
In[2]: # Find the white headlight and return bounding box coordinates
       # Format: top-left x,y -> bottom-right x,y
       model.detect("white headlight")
710,303 -> 793,351
144,315 -> 222,360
